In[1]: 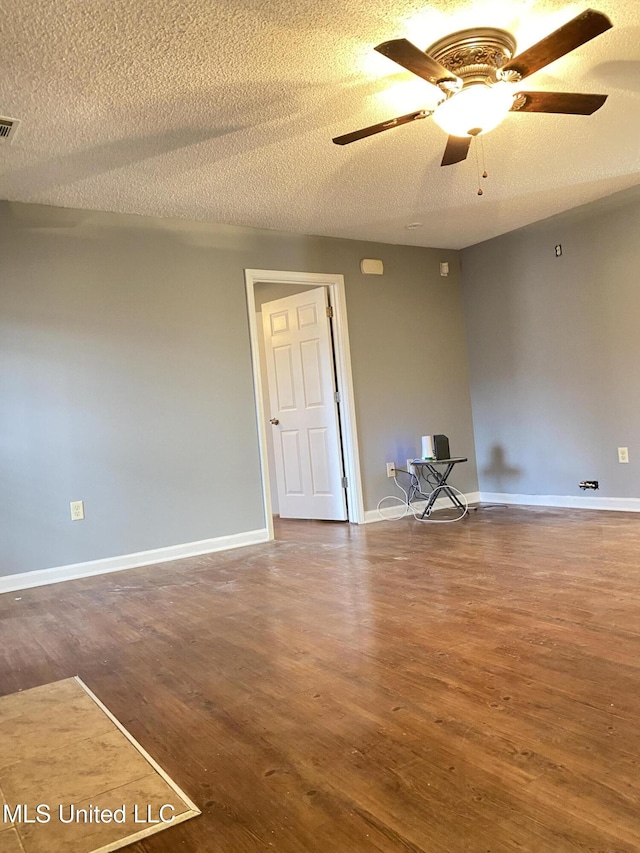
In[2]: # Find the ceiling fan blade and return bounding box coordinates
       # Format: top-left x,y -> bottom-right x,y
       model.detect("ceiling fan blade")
332,110 -> 429,145
512,91 -> 608,114
502,9 -> 612,80
441,135 -> 472,166
375,38 -> 461,87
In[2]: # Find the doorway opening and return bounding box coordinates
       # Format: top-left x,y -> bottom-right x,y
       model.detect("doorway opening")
245,269 -> 364,540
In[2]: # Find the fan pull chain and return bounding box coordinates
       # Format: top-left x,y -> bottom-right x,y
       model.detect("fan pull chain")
474,138 -> 483,196
480,134 -> 488,180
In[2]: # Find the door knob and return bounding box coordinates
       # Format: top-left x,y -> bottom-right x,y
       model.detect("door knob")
270,418 -> 280,425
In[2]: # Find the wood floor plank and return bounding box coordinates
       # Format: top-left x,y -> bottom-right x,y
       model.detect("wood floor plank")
2,506 -> 640,851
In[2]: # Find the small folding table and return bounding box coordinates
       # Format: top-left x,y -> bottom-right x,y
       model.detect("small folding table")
410,457 -> 468,518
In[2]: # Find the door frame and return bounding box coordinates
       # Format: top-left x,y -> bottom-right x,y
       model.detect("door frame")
245,269 -> 365,538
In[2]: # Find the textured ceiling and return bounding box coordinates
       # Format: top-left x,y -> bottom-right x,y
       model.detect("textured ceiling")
1,0 -> 639,249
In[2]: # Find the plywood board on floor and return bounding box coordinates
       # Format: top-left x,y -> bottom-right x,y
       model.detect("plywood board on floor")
0,678 -> 199,853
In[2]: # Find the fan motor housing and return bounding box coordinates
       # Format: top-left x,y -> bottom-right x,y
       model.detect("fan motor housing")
426,27 -> 517,87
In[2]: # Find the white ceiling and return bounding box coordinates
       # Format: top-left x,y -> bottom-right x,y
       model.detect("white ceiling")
1,0 -> 639,249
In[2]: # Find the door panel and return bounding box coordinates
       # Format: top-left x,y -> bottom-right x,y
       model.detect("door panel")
262,287 -> 347,520
308,428 -> 331,494
270,311 -> 289,335
297,303 -> 318,328
281,430 -> 303,495
300,339 -> 324,408
273,345 -> 296,410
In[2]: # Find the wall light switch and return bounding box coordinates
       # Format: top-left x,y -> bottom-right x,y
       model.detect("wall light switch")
70,500 -> 85,520
618,447 -> 629,464
440,262 -> 449,276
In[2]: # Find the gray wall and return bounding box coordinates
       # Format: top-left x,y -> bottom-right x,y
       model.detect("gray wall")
1,200 -> 478,577
461,186 -> 640,498
253,281 -> 318,309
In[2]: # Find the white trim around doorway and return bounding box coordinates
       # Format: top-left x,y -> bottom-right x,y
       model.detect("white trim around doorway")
244,269 -> 365,538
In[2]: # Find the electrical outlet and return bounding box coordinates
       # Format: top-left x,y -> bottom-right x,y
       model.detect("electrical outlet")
70,500 -> 85,521
618,447 -> 629,464
386,462 -> 396,478
407,458 -> 414,475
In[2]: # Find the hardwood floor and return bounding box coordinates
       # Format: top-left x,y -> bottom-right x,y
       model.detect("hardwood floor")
2,507 -> 640,851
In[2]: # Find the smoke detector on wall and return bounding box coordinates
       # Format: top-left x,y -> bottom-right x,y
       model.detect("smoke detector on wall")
0,117 -> 21,144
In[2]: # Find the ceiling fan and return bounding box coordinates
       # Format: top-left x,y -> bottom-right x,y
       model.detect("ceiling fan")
333,8 -> 612,166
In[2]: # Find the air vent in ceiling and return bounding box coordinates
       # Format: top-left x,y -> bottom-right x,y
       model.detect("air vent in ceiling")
0,117 -> 20,144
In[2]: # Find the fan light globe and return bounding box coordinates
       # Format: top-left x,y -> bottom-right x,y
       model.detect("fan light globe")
433,84 -> 514,137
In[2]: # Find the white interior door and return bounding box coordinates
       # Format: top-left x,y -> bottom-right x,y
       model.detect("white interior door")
262,287 -> 347,520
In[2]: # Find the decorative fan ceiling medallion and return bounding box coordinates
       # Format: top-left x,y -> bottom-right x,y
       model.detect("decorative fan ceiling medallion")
426,27 -> 517,87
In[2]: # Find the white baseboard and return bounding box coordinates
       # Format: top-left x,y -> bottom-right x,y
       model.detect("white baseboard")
364,492 -> 480,524
479,492 -> 640,513
0,528 -> 271,596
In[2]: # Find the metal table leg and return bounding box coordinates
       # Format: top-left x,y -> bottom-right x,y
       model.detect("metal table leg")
418,462 -> 464,518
